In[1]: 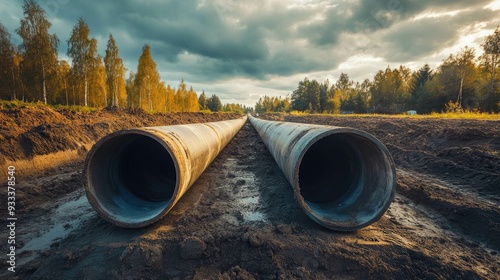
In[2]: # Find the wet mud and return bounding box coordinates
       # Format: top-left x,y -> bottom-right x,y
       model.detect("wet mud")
1,111 -> 499,279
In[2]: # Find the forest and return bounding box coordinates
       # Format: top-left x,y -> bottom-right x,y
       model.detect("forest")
255,27 -> 500,115
0,0 -> 250,114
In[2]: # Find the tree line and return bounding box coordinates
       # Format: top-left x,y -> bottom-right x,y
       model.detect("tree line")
255,96 -> 290,113
0,0 -> 241,113
257,27 -> 500,114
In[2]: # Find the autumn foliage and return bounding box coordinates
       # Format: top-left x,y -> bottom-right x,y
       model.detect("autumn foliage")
0,0 -> 234,113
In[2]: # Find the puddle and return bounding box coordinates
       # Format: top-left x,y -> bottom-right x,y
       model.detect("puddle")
240,196 -> 258,205
18,190 -> 94,265
244,212 -> 265,222
224,158 -> 267,224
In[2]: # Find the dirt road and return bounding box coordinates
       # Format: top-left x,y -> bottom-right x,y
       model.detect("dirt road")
1,109 -> 499,279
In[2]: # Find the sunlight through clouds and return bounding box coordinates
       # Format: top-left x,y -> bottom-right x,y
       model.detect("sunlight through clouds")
485,0 -> 500,10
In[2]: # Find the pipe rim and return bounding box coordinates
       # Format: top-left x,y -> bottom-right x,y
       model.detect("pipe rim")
83,128 -> 181,228
292,128 -> 396,231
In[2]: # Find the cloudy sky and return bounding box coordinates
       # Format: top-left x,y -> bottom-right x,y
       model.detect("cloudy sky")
1,0 -> 499,106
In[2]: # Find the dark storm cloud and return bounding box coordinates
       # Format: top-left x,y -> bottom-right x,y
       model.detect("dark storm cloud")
296,0 -> 494,46
2,0 -> 498,83
43,0 -> 275,77
290,0 -> 498,76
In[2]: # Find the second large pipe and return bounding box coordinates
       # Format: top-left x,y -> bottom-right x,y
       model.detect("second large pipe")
249,116 -> 396,231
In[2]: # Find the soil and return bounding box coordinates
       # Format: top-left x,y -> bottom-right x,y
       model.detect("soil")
1,109 -> 499,279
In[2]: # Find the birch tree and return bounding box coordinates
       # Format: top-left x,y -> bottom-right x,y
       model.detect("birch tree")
67,18 -> 97,106
16,0 -> 59,104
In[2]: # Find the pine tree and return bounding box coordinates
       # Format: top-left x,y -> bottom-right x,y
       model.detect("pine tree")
291,78 -> 310,111
207,94 -> 222,112
409,64 -> 432,111
16,0 -> 59,104
353,79 -> 371,113
319,80 -> 329,112
104,34 -> 126,107
307,80 -> 321,113
198,91 -> 207,110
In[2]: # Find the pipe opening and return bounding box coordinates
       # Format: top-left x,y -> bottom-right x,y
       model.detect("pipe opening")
298,132 -> 394,230
86,133 -> 177,226
299,135 -> 359,203
117,136 -> 176,202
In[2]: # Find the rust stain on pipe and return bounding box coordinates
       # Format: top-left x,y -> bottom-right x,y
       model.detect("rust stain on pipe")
83,116 -> 247,228
249,115 -> 396,231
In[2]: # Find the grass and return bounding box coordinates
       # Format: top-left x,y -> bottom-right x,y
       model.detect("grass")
2,100 -> 497,119
0,100 -> 245,115
427,111 -> 500,120
287,110 -> 500,120
0,99 -> 41,109
0,100 -> 99,113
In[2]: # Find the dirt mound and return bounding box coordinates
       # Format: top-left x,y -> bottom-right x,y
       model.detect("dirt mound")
0,106 -> 240,165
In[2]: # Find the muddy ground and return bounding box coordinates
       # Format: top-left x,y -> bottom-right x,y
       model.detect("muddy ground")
1,108 -> 499,279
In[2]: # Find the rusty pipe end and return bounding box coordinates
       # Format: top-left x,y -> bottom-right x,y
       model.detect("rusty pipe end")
83,129 -> 180,228
294,129 -> 396,231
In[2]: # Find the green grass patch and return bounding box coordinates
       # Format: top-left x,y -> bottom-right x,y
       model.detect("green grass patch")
287,111 -> 500,120
0,99 -> 42,109
0,100 -> 100,113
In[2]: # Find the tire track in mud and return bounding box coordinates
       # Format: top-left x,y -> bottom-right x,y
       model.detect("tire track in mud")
388,144 -> 500,201
396,169 -> 500,252
382,194 -> 499,278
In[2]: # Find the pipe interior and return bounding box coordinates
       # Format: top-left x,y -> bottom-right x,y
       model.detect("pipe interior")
298,133 -> 394,229
87,133 -> 177,225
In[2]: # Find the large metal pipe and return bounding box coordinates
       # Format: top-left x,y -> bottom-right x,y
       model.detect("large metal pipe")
249,116 -> 396,231
83,116 -> 247,228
